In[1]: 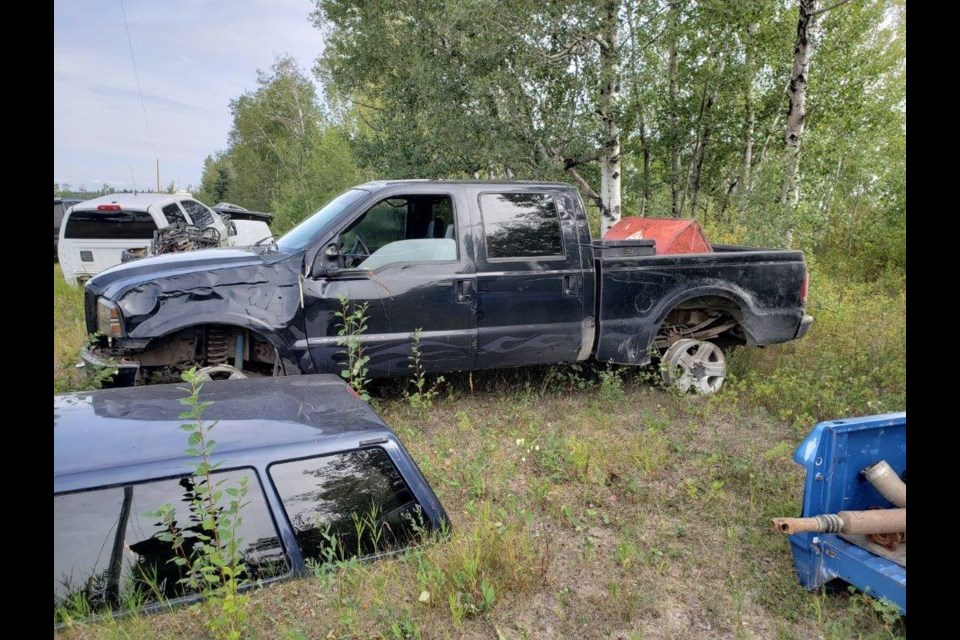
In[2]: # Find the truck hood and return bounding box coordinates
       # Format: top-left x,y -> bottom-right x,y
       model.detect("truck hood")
86,246 -> 300,299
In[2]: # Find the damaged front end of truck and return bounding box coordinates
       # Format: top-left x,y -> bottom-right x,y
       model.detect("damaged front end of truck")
80,247 -> 309,386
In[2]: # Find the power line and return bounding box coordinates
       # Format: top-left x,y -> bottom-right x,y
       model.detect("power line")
119,0 -> 157,158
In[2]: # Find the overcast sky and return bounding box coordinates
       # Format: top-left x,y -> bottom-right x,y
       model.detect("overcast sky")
54,0 -> 324,192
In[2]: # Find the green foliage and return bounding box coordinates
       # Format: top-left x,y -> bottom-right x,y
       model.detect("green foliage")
199,55 -> 360,233
54,182 -> 137,199
54,266 -> 120,393
314,0 -> 905,270
846,587 -> 904,633
148,368 -> 251,639
405,328 -> 445,409
335,294 -> 371,401
723,268 -> 906,431
195,153 -> 234,206
596,363 -> 625,401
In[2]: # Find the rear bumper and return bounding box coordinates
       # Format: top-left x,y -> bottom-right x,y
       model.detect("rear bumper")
79,345 -> 139,387
794,314 -> 814,340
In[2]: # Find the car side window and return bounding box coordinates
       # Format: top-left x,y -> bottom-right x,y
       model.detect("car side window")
479,192 -> 564,259
161,203 -> 188,226
269,448 -> 429,564
180,200 -> 213,227
53,469 -> 287,615
339,195 -> 457,270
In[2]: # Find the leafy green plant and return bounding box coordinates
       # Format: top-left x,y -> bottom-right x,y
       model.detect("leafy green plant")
335,294 -> 371,401
149,367 -> 251,640
405,328 -> 445,409
597,363 -> 624,400
448,579 -> 495,625
847,587 -> 904,635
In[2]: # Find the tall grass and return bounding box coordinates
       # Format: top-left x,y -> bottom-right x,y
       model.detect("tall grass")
724,266 -> 906,433
54,264 -> 86,393
51,260 -> 906,639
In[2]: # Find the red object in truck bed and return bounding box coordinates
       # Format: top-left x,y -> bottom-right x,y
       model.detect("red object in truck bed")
603,217 -> 713,254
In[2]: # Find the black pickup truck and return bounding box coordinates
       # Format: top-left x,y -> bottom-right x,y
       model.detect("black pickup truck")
82,180 -> 812,393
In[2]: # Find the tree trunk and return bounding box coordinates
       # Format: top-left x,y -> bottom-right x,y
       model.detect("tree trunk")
598,0 -> 622,234
740,23 -> 758,200
669,3 -> 682,217
639,110 -> 651,217
780,0 -> 818,206
687,56 -> 725,216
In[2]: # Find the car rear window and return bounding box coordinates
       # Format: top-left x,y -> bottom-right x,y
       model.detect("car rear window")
180,200 -> 213,227
63,209 -> 158,240
161,203 -> 188,226
53,469 -> 287,614
479,192 -> 564,259
269,448 -> 428,563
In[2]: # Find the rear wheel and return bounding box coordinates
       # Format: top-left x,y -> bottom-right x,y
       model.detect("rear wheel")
660,339 -> 726,395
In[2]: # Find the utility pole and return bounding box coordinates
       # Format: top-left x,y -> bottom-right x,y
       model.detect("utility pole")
156,158 -> 160,192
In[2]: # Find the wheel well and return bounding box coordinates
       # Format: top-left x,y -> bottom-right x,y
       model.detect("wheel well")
133,324 -> 292,382
653,296 -> 747,350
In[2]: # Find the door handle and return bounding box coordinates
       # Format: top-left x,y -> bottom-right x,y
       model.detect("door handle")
563,274 -> 581,297
456,279 -> 473,303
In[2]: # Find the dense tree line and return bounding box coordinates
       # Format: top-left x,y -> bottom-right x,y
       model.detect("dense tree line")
195,56 -> 361,232
195,0 -> 904,274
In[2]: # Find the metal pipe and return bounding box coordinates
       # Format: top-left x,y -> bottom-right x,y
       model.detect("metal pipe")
771,508 -> 906,536
862,460 -> 906,508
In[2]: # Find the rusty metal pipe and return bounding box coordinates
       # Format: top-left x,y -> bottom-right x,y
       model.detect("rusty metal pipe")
862,460 -> 906,508
771,508 -> 906,536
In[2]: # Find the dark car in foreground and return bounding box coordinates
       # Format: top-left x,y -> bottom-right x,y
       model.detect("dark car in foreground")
53,375 -> 448,618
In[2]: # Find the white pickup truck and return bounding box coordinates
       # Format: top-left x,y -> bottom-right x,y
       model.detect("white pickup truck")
58,192 -> 272,286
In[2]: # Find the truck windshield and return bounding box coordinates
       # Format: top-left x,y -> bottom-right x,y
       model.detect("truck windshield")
277,188 -> 369,252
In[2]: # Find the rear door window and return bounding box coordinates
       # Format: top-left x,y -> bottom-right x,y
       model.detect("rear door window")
269,448 -> 428,563
479,192 -> 564,259
53,469 -> 286,615
161,203 -> 188,226
180,200 -> 214,227
63,210 -> 158,240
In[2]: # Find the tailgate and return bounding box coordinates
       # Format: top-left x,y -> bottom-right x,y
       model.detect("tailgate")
67,240 -> 152,276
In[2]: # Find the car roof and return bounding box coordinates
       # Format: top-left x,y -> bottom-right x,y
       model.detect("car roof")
54,375 -> 393,484
70,193 -> 192,212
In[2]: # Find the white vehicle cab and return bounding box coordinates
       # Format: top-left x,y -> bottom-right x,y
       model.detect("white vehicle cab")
58,193 -> 270,285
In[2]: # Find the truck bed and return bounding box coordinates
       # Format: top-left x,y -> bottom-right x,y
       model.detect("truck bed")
593,246 -> 809,365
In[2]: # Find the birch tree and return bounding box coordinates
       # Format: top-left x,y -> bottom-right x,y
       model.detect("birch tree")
780,0 -> 818,206
314,0 -> 642,231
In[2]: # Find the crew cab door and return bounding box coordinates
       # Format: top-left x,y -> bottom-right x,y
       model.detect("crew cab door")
302,188 -> 478,377
180,199 -> 229,245
472,189 -> 586,368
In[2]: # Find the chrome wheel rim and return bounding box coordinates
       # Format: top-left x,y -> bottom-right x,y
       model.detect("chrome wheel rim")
661,339 -> 726,395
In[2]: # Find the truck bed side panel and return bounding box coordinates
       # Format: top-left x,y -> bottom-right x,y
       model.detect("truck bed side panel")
595,250 -> 807,365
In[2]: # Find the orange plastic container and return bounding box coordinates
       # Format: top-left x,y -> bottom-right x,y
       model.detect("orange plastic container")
603,217 -> 712,254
